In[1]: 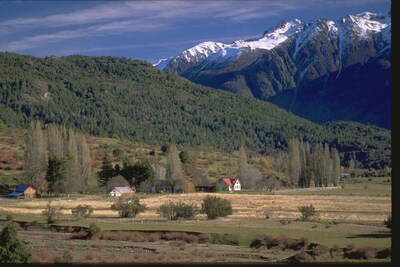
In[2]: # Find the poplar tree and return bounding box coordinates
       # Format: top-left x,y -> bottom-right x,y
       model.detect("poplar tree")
77,134 -> 91,191
331,148 -> 341,186
66,128 -> 79,193
24,120 -> 47,193
47,124 -> 64,158
238,144 -> 251,188
322,143 -> 331,187
288,138 -> 301,188
166,144 -> 184,193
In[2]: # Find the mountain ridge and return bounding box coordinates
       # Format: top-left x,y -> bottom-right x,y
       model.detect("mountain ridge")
154,11 -> 391,129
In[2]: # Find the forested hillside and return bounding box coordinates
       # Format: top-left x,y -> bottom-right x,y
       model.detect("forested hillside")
0,53 -> 391,168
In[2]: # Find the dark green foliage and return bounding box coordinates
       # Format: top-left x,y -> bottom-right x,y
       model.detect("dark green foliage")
201,195 -> 233,220
198,233 -> 239,245
158,201 -> 198,220
45,155 -> 68,194
0,223 -> 32,263
131,159 -> 155,188
0,53 -> 390,168
298,205 -> 317,221
179,151 -> 189,164
71,204 -> 93,220
88,223 -> 101,239
42,200 -> 63,223
214,181 -> 222,192
98,154 -> 115,187
110,196 -> 146,218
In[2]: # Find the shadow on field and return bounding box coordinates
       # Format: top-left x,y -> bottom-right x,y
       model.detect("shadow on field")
347,232 -> 391,239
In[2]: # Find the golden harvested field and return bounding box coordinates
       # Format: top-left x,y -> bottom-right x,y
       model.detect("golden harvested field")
0,193 -> 390,223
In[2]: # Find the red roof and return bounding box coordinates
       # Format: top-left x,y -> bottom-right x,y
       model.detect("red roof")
222,178 -> 233,187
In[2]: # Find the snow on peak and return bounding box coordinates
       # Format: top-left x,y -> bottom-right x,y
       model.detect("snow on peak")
153,57 -> 172,68
340,12 -> 389,37
180,41 -> 228,62
154,11 -> 390,70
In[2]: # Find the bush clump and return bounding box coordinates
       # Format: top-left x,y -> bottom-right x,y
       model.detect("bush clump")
42,201 -> 63,224
88,223 -> 101,240
298,204 -> 318,221
0,223 -> 32,263
158,201 -> 198,220
201,195 -> 232,220
71,204 -> 93,220
110,196 -> 146,218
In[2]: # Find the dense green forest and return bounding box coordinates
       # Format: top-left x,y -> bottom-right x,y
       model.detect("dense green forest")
0,53 -> 391,169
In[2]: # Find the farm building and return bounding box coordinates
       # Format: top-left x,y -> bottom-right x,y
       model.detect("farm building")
7,185 -> 37,199
340,173 -> 351,178
109,186 -> 135,196
218,178 -> 241,191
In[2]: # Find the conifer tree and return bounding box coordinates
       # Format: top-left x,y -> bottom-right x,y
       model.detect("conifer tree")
0,223 -> 32,263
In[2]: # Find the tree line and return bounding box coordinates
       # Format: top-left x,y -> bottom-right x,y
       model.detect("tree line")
0,52 -> 391,169
24,120 -> 91,195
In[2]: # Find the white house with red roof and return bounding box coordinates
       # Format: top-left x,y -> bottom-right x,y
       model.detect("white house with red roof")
218,178 -> 241,191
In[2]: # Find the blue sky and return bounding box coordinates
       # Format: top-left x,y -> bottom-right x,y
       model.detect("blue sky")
0,0 -> 391,64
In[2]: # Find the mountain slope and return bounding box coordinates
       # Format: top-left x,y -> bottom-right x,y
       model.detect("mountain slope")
155,11 -> 391,129
0,53 -> 391,168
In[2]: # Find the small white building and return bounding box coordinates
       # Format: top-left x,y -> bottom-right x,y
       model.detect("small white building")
109,186 -> 134,196
218,178 -> 241,191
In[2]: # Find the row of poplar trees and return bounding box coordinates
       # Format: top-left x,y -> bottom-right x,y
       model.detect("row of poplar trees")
24,120 -> 91,195
275,138 -> 341,188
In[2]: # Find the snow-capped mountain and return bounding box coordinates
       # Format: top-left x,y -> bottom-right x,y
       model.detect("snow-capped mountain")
154,11 -> 391,129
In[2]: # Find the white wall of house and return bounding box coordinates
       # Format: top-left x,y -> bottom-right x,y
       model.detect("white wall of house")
233,180 -> 241,191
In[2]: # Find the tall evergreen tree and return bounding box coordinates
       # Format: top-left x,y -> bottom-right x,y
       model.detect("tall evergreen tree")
45,155 -> 68,194
98,154 -> 115,187
0,223 -> 32,263
24,120 -> 47,193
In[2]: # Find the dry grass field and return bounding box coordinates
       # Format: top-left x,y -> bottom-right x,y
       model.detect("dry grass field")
0,191 -> 391,264
0,193 -> 390,222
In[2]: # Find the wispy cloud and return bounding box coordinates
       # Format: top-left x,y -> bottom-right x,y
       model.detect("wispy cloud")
0,0 -> 389,54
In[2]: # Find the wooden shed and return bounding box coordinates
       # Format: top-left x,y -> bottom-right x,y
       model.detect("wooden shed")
7,185 -> 37,199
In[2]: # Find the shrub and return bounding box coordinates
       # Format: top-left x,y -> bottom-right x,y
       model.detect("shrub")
384,215 -> 391,231
298,205 -> 317,221
110,196 -> 146,218
42,201 -> 63,224
158,202 -> 198,220
344,246 -> 377,260
376,248 -> 391,259
71,204 -> 93,220
279,219 -> 291,225
292,251 -> 314,263
201,195 -> 232,220
88,223 -> 101,240
5,214 -> 13,222
0,223 -> 32,263
310,244 -> 330,256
